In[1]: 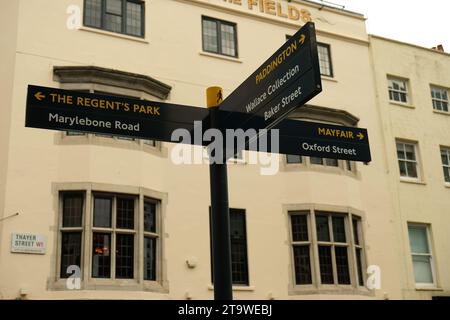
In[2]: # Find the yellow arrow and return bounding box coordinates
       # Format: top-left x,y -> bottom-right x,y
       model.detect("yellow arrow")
299,34 -> 305,45
34,92 -> 45,101
357,132 -> 364,140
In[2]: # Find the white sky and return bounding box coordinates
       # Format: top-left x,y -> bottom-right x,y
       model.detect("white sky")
322,0 -> 450,51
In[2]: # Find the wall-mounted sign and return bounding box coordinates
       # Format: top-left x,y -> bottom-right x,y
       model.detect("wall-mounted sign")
11,233 -> 46,254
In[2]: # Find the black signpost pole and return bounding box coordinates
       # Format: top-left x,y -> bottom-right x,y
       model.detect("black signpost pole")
206,87 -> 233,300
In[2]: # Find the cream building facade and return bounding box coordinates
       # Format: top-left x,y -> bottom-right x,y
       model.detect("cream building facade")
0,0 -> 448,300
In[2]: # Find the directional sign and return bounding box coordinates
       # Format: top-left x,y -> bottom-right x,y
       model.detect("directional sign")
218,22 -> 321,132
25,85 -> 209,143
243,119 -> 371,162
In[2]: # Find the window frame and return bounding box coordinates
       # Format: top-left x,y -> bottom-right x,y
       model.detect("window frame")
55,187 -> 165,291
388,77 -> 409,104
407,223 -> 437,288
288,209 -> 367,291
202,16 -> 238,58
431,85 -> 449,112
317,43 -> 333,78
440,147 -> 450,184
83,0 -> 145,38
396,140 -> 421,181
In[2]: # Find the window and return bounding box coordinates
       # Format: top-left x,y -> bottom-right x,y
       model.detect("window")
287,154 -> 302,164
210,208 -> 249,286
408,224 -> 435,286
388,77 -> 409,104
396,141 -> 420,179
441,148 -> 450,183
84,0 -> 145,37
310,157 -> 338,167
431,86 -> 449,112
317,43 -> 333,77
202,16 -> 238,57
59,191 -> 160,285
289,211 -> 365,287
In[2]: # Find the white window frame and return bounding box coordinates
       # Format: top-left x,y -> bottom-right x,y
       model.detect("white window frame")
408,223 -> 437,288
388,77 -> 409,104
431,85 -> 449,112
396,141 -> 421,181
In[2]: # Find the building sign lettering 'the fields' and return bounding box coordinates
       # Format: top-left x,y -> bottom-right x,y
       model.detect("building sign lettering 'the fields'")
221,0 -> 313,23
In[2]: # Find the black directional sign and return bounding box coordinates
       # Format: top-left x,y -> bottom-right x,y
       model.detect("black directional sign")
25,85 -> 208,143
218,22 -> 321,132
243,119 -> 371,162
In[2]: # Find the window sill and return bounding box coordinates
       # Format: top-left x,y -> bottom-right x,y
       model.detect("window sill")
79,26 -> 149,44
433,110 -> 450,116
48,279 -> 168,293
389,101 -> 414,109
445,183 -> 450,188
208,285 -> 255,292
399,178 -> 426,185
415,286 -> 443,292
199,51 -> 243,63
321,76 -> 338,83
289,286 -> 373,296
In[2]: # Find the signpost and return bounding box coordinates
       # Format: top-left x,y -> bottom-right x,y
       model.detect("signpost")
218,22 -> 322,133
26,85 -> 209,143
244,119 -> 372,162
24,22 -> 372,301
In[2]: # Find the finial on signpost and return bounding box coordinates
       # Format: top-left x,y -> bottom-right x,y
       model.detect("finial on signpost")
206,86 -> 223,108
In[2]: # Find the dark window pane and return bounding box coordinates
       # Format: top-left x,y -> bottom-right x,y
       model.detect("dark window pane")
117,198 -> 134,229
293,246 -> 312,285
116,234 -> 134,279
332,216 -> 346,243
291,215 -> 308,242
144,201 -> 156,233
106,0 -> 122,15
335,247 -> 350,284
63,194 -> 83,228
93,197 -> 112,228
84,0 -> 102,28
352,219 -> 360,245
126,1 -> 142,36
144,237 -> 156,280
105,14 -> 122,33
316,215 -> 330,242
287,154 -> 302,164
310,157 -> 324,165
221,23 -> 236,56
60,232 -> 82,278
325,158 -> 339,167
92,233 -> 111,278
356,248 -> 364,286
318,246 -> 334,284
230,210 -> 249,285
202,19 -> 218,53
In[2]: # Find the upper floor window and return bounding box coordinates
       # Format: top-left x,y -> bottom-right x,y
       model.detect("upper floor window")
408,224 -> 436,287
388,77 -> 409,104
396,141 -> 420,180
84,0 -> 145,37
441,147 -> 450,183
289,211 -> 365,287
431,86 -> 449,112
317,43 -> 333,77
202,16 -> 238,57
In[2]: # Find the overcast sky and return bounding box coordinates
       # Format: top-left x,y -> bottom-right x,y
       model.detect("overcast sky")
323,0 -> 450,51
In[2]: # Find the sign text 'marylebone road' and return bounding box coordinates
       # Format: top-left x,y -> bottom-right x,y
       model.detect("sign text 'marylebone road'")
25,85 -> 209,143
219,22 -> 321,133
